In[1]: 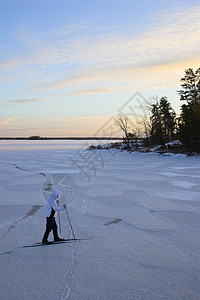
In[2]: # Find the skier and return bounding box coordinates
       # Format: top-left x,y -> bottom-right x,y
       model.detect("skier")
42,189 -> 66,244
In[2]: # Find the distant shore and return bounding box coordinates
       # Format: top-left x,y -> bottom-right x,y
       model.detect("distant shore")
0,137 -> 122,140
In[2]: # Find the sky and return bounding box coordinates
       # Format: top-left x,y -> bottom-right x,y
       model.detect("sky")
0,0 -> 200,137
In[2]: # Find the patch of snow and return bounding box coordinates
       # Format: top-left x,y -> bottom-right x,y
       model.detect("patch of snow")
166,140 -> 182,146
159,172 -> 200,178
163,152 -> 187,158
170,181 -> 197,189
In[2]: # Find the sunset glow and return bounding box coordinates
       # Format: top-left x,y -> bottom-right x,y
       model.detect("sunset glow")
1,0 -> 200,137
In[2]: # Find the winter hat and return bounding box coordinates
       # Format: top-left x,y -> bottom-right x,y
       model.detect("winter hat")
48,189 -> 60,205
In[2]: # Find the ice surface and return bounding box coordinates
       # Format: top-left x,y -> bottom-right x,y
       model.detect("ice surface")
0,141 -> 200,299
170,181 -> 197,189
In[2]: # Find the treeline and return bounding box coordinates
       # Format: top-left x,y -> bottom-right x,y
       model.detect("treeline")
115,68 -> 200,154
149,68 -> 200,152
0,136 -> 122,140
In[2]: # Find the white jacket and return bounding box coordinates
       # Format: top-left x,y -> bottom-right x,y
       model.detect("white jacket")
45,189 -> 64,217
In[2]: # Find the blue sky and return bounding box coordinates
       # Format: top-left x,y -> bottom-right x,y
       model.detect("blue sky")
0,0 -> 200,137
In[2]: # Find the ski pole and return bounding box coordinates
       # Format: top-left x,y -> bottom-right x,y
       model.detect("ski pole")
56,200 -> 62,235
58,212 -> 61,235
64,207 -> 76,240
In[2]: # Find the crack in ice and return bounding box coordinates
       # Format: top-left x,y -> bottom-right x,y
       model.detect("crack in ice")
61,199 -> 86,300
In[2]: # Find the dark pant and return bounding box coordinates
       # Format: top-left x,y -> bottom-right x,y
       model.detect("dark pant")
42,217 -> 59,242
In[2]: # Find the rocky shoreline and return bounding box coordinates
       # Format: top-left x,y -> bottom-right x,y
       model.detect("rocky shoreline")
88,140 -> 200,157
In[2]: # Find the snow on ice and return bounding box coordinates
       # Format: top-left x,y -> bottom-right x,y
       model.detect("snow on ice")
0,140 -> 200,300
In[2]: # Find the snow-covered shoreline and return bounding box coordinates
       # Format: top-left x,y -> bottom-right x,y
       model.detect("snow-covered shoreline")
1,141 -> 200,299
88,140 -> 200,158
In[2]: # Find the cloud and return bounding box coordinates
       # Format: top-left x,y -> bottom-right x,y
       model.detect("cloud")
35,6 -> 200,92
41,53 -> 200,92
1,5 -> 200,98
3,86 -> 128,106
61,86 -> 128,96
4,97 -> 46,105
0,116 -> 21,125
69,87 -> 124,96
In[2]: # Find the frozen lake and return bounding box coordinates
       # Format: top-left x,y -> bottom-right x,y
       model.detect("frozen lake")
0,139 -> 103,151
0,140 -> 200,299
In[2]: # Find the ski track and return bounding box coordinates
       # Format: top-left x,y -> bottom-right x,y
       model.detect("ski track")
0,205 -> 42,257
61,199 -> 86,300
0,205 -> 41,241
13,163 -> 31,172
13,163 -> 46,177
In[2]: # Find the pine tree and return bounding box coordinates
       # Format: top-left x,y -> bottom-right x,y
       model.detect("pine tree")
178,68 -> 200,103
159,97 -> 176,142
178,68 -> 200,152
150,97 -> 176,145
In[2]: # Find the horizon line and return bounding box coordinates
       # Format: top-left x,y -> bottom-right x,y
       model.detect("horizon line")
0,136 -> 123,140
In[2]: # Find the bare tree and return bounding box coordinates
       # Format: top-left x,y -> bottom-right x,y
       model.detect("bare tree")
114,114 -> 130,140
139,115 -> 152,146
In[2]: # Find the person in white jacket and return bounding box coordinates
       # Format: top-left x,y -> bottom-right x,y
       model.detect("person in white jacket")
42,189 -> 66,244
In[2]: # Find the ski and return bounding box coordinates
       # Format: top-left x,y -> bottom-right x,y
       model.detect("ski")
35,238 -> 78,245
22,238 -> 86,248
